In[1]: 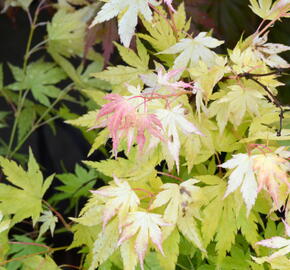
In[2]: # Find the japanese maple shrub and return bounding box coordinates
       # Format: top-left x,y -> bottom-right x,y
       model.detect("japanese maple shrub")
0,0 -> 290,270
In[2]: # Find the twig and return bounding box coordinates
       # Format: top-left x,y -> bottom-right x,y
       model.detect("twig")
59,265 -> 81,270
8,241 -> 50,249
42,200 -> 72,232
239,68 -> 290,79
237,69 -> 290,136
247,76 -> 286,136
0,243 -> 68,266
157,171 -> 184,182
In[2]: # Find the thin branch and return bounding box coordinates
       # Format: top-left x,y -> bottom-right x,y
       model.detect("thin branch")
132,188 -> 155,197
0,250 -> 48,266
248,76 -> 286,136
42,200 -> 72,232
0,243 -> 68,267
239,68 -> 290,79
8,241 -> 50,249
59,265 -> 81,270
157,171 -> 184,182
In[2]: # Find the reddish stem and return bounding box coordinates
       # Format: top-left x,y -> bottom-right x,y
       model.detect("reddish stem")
167,4 -> 178,38
59,264 -> 81,269
8,241 -> 50,249
0,250 -> 48,266
149,3 -> 178,37
157,171 -> 184,182
132,188 -> 155,197
42,200 -> 71,232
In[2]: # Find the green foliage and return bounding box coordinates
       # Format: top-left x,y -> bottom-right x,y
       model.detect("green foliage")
5,235 -> 47,270
8,61 -> 67,106
22,255 -> 60,270
0,149 -> 53,224
51,164 -> 98,210
47,7 -> 91,59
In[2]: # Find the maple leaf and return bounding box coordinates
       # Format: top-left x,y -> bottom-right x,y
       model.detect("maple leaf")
257,237 -> 290,257
8,60 -> 66,106
37,210 -> 58,241
47,7 -> 93,59
117,211 -> 170,270
94,92 -> 163,155
251,151 -> 290,209
221,149 -> 290,214
253,221 -> 290,265
252,32 -> 290,68
220,153 -> 258,214
135,113 -> 164,152
5,235 -> 47,270
0,149 -> 54,224
249,0 -> 290,20
91,177 -> 140,229
140,66 -> 193,94
198,176 -> 243,260
160,32 -> 224,70
155,105 -> 203,172
95,93 -> 137,155
249,0 -> 275,19
150,180 -> 205,251
150,179 -> 202,226
88,218 -> 119,269
51,164 -> 98,211
209,84 -> 265,132
91,0 -> 160,47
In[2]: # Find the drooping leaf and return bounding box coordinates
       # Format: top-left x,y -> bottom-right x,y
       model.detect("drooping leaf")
155,105 -> 203,172
89,218 -> 119,270
177,213 -> 205,253
118,211 -> 170,270
120,238 -> 138,270
220,153 -> 258,214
